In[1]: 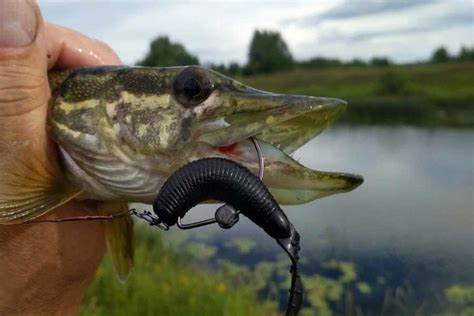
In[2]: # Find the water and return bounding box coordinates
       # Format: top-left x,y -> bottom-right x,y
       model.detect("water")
157,127 -> 474,313
290,127 -> 473,259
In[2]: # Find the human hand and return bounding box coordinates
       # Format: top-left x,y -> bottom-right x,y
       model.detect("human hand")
0,1 -> 121,314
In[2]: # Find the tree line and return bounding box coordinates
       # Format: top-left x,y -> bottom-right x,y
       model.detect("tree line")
137,30 -> 474,76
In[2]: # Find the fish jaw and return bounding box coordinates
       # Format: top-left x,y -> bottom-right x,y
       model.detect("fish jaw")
209,139 -> 363,205
193,72 -> 346,148
193,74 -> 363,204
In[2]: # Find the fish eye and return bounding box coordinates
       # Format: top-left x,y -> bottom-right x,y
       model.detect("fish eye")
173,67 -> 213,107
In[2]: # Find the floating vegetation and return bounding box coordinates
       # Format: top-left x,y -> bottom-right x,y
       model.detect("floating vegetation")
224,238 -> 257,254
80,227 -> 278,316
81,224 -> 474,315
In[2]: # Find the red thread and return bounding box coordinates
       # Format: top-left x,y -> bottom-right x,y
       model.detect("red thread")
23,209 -> 133,224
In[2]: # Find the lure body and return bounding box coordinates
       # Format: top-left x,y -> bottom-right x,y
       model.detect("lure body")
153,158 -> 291,238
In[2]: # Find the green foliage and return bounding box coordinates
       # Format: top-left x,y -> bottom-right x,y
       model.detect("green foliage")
137,36 -> 199,67
152,232 -> 374,316
370,57 -> 391,67
356,282 -> 371,295
445,285 -> 474,305
80,226 -> 277,316
224,238 -> 257,254
431,46 -> 450,63
80,226 -> 474,315
190,239 -> 371,316
228,62 -> 242,76
209,62 -> 242,77
241,62 -> 474,127
297,57 -> 342,69
300,260 -> 372,316
184,242 -> 217,260
245,30 -> 293,75
457,46 -> 474,62
374,71 -> 408,96
441,284 -> 474,316
348,58 -> 366,66
137,32 -> 472,78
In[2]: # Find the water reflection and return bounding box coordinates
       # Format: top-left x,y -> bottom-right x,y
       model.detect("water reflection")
289,127 -> 473,260
149,127 -> 473,313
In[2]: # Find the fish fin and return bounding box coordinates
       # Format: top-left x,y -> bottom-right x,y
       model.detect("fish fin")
100,202 -> 135,282
0,142 -> 82,224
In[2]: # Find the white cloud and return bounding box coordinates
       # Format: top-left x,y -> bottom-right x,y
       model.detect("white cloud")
40,0 -> 473,65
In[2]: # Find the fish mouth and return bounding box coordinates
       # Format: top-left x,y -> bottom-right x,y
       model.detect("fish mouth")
196,91 -> 364,205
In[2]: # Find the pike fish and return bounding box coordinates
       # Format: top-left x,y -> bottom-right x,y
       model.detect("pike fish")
0,66 -> 363,280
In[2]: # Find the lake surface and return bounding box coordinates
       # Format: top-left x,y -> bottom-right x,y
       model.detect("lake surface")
156,127 -> 474,313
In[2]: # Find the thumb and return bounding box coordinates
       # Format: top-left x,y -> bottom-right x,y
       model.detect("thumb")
0,0 -> 51,159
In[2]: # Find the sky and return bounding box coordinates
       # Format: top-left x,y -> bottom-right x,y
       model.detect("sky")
40,0 -> 473,65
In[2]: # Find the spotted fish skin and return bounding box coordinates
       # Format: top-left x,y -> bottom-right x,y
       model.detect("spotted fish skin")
49,67 -> 186,202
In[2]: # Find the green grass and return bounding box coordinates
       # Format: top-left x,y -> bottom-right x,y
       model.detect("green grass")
80,226 -> 278,316
241,62 -> 474,127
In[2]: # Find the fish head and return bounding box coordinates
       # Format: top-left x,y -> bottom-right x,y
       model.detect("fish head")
49,65 -> 362,204
164,66 -> 363,204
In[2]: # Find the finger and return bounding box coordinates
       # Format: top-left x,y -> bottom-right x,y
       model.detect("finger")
45,22 -> 121,70
0,0 -> 48,118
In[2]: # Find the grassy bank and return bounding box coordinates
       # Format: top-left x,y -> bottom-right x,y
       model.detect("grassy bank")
81,225 -> 474,315
80,226 -> 278,316
242,62 -> 474,127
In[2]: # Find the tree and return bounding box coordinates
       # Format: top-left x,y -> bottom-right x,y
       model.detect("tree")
349,58 -> 366,66
299,57 -> 342,69
457,46 -> 474,62
208,62 -> 242,76
208,63 -> 227,74
431,46 -> 450,63
370,57 -> 391,67
137,36 -> 199,67
245,30 -> 293,75
227,62 -> 242,76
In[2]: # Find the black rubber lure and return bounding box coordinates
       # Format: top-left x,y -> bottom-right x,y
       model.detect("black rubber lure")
152,157 -> 303,316
153,158 -> 291,238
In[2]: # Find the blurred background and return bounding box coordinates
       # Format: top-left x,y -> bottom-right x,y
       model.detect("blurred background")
42,1 -> 473,315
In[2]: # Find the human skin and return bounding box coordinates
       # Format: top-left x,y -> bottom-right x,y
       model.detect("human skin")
0,1 -> 122,314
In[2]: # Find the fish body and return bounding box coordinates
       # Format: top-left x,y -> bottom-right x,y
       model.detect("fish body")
48,66 -> 362,204
1,65 -> 363,279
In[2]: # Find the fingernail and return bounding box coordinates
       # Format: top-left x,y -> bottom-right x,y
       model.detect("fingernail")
0,0 -> 38,47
